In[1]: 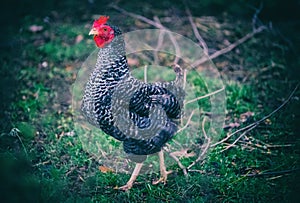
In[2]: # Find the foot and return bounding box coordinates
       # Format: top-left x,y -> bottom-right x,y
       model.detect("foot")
115,162 -> 143,191
117,183 -> 133,191
152,170 -> 173,185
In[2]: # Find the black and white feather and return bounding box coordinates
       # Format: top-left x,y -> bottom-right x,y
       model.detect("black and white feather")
81,24 -> 185,162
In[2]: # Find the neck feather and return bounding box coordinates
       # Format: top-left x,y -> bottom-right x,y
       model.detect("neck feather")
93,35 -> 129,81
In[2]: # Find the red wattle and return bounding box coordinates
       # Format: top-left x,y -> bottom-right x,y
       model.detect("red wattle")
94,36 -> 106,48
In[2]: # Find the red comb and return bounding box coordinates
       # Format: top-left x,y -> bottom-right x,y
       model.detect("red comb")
93,16 -> 109,27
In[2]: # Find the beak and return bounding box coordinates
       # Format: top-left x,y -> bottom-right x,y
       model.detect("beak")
89,28 -> 99,35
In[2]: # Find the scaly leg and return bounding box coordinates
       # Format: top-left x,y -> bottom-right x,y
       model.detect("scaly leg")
153,150 -> 173,185
118,162 -> 143,191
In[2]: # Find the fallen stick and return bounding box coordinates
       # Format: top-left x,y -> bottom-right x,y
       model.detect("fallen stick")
187,117 -> 211,170
111,5 -> 181,63
185,5 -> 208,55
244,168 -> 300,177
192,25 -> 267,66
184,86 -> 225,105
213,83 -> 299,148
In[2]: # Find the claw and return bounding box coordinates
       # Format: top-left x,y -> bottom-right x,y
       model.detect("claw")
115,162 -> 143,191
152,170 -> 173,185
116,183 -> 133,191
153,151 -> 173,185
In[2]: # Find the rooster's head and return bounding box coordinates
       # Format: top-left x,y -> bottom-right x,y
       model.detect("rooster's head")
89,16 -> 115,48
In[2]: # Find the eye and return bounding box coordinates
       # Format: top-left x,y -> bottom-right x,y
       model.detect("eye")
103,28 -> 107,32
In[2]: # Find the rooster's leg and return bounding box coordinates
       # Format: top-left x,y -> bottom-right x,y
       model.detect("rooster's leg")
153,150 -> 173,185
118,162 -> 143,191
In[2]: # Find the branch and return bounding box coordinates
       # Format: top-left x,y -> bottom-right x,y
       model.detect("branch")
126,42 -> 152,63
249,2 -> 264,30
111,5 -> 181,64
165,147 -> 195,177
220,124 -> 258,152
244,168 -> 300,177
212,83 -> 299,148
112,4 -> 268,69
245,136 -> 294,150
144,65 -> 147,83
212,122 -> 256,147
192,25 -> 267,66
154,29 -> 166,64
187,117 -> 211,170
169,152 -> 188,177
110,5 -> 164,29
8,128 -> 28,159
168,32 -> 181,64
185,5 -> 208,55
183,69 -> 187,90
184,86 -> 225,105
177,110 -> 195,134
153,16 -> 181,64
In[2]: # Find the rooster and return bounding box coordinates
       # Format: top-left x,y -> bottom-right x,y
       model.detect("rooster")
81,16 -> 184,190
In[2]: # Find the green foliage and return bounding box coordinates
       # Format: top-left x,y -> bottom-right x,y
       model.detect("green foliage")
226,82 -> 257,114
38,39 -> 93,62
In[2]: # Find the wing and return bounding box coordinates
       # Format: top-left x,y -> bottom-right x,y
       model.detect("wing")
110,77 -> 183,137
129,84 -> 182,120
122,84 -> 183,156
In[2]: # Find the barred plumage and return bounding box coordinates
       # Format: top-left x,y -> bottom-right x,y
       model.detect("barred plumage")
81,21 -> 184,164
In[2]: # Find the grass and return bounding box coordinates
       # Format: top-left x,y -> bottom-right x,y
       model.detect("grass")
1,1 -> 299,202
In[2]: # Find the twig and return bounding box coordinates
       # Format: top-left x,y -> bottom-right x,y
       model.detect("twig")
165,147 -> 193,176
180,68 -> 187,125
245,136 -> 293,149
184,86 -> 225,105
212,83 -> 299,147
144,65 -> 147,83
187,117 -> 211,170
265,144 -> 293,148
220,124 -> 258,152
169,32 -> 181,64
111,5 -> 164,29
244,168 -> 300,177
33,160 -> 51,167
126,42 -> 152,64
249,2 -> 264,30
112,4 -> 267,70
112,5 -> 181,64
201,117 -> 209,140
169,152 -> 188,176
9,128 -> 29,159
212,122 -> 256,147
153,16 -> 181,64
192,25 -> 267,66
188,169 -> 205,173
177,110 -> 195,134
154,29 -> 166,64
185,5 -> 208,55
183,69 -> 187,90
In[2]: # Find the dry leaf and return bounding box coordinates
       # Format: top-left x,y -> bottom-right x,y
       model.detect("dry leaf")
41,61 -> 48,68
65,65 -> 73,72
264,118 -> 272,125
29,25 -> 43,33
127,57 -> 140,66
240,111 -> 254,122
75,34 -> 84,44
223,122 -> 240,129
99,165 -> 115,173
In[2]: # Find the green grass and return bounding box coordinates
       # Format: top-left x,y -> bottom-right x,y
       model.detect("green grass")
0,1 -> 299,202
